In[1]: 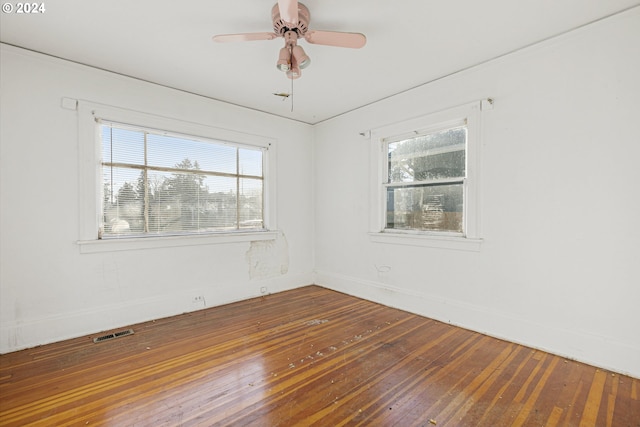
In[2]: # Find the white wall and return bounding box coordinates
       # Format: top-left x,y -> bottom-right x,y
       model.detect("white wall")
0,45 -> 314,352
313,9 -> 640,378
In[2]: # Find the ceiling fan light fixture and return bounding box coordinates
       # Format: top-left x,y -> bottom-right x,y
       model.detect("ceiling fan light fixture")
276,46 -> 290,71
212,1 -> 367,81
286,67 -> 301,79
286,53 -> 301,79
292,45 -> 310,69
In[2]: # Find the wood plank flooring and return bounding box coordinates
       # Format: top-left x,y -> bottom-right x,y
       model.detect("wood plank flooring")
0,285 -> 638,426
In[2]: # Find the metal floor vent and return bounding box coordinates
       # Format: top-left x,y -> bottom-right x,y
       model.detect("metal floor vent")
93,329 -> 134,343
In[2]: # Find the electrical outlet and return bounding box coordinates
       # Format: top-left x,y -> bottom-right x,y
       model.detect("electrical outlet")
260,287 -> 268,295
192,295 -> 205,304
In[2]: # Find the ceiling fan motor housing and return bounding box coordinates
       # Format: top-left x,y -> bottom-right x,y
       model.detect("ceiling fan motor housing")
272,3 -> 310,36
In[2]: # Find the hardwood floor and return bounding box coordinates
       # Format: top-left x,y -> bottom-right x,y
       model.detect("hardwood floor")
0,285 -> 638,426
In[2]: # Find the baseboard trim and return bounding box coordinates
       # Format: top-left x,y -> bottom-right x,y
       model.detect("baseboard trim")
314,270 -> 640,379
0,272 -> 312,354
4,270 -> 636,378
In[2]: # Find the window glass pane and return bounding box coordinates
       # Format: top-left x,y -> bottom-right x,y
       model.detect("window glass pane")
388,126 -> 466,183
101,127 -> 145,165
386,183 -> 463,232
102,166 -> 144,235
145,173 -> 238,233
239,178 -> 263,228
147,133 -> 237,174
239,148 -> 263,177
146,170 -> 182,234
205,175 -> 237,230
166,170 -> 209,232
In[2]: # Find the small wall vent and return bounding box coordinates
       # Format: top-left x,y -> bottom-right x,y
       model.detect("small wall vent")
93,329 -> 134,343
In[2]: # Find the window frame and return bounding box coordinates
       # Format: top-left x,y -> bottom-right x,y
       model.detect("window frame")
368,101 -> 483,251
77,101 -> 278,253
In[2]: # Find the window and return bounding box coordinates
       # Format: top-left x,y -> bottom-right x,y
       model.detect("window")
369,101 -> 484,250
100,122 -> 264,238
385,125 -> 466,233
77,101 -> 277,252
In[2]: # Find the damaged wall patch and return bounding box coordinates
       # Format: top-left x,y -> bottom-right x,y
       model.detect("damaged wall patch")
246,231 -> 289,279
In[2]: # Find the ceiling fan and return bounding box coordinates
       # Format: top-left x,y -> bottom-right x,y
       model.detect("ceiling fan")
212,0 -> 366,79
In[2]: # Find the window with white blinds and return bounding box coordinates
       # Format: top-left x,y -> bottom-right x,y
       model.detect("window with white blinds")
100,122 -> 265,238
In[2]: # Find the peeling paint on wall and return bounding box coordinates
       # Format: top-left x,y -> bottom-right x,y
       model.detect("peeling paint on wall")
246,231 -> 289,279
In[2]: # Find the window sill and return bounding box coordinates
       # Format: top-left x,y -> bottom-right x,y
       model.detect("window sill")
368,231 -> 483,252
77,230 -> 278,254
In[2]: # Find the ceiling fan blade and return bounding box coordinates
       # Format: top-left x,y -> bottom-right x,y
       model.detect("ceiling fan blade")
304,30 -> 367,49
212,32 -> 278,43
277,0 -> 299,26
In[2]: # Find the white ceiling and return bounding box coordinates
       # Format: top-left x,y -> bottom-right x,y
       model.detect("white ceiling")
2,0 -> 639,124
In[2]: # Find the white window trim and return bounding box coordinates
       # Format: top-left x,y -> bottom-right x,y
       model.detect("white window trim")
368,101 -> 484,251
77,100 -> 278,253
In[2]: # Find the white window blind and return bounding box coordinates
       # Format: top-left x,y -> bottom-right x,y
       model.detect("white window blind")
100,121 -> 265,238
